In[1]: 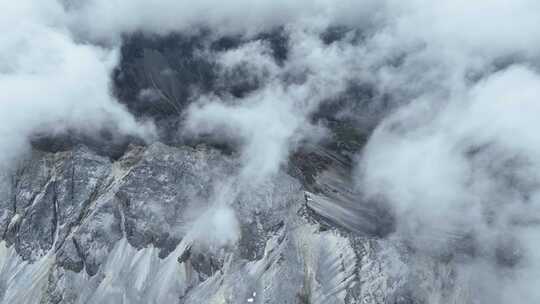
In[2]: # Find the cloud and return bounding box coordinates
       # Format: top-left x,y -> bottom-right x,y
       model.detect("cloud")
0,0 -> 155,167
355,0 -> 540,298
313,1 -> 540,302
63,0 -> 382,42
190,203 -> 241,250
183,23 -> 369,184
185,87 -> 306,183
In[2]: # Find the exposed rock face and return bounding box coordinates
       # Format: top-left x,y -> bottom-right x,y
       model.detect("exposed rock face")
0,140 -> 474,304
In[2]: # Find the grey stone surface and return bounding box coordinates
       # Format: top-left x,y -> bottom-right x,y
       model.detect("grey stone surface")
0,142 -> 467,303
117,143 -> 234,256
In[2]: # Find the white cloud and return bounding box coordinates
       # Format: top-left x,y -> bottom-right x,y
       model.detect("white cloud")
358,65 -> 540,302
350,2 -> 540,302
0,0 -> 155,166
64,0 -> 381,41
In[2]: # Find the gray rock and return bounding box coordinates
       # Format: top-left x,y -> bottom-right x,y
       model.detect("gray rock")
117,143 -> 234,256
0,142 -> 470,303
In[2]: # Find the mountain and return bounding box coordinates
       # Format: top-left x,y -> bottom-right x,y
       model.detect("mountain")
2,12 -> 538,303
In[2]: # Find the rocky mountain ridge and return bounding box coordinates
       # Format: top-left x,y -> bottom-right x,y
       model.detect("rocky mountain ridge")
0,141 -> 470,303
